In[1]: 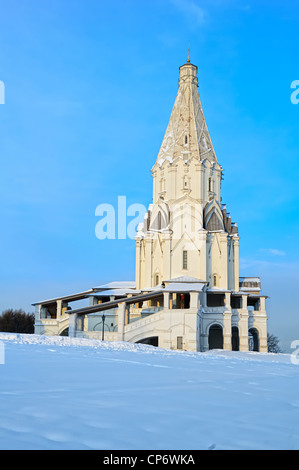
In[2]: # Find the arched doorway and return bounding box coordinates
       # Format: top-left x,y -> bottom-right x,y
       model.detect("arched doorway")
136,337 -> 159,347
60,328 -> 69,337
208,324 -> 223,350
249,328 -> 259,352
232,327 -> 239,351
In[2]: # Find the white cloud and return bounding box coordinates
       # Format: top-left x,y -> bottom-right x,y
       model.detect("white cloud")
260,248 -> 286,257
169,0 -> 206,25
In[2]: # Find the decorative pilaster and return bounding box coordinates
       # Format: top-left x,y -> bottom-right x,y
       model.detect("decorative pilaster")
135,239 -> 141,290
233,237 -> 240,292
220,232 -> 228,289
163,230 -> 172,281
144,234 -> 152,288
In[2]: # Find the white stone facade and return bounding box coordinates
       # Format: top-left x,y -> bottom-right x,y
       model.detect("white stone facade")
33,59 -> 268,353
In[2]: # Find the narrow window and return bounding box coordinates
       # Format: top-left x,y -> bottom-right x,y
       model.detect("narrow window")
183,250 -> 188,270
155,274 -> 159,286
213,274 -> 217,287
157,212 -> 162,230
209,177 -> 213,192
185,135 -> 188,145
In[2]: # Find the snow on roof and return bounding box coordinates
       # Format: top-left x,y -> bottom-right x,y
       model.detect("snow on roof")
207,287 -> 231,293
92,281 -> 136,291
140,285 -> 164,293
32,289 -> 94,306
240,287 -> 261,293
90,289 -> 141,297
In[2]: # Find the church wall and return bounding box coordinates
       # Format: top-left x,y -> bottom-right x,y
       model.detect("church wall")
151,235 -> 164,286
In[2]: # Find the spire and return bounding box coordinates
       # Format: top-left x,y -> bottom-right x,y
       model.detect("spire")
154,59 -> 218,167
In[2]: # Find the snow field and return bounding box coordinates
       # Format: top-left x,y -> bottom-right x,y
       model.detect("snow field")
0,333 -> 298,450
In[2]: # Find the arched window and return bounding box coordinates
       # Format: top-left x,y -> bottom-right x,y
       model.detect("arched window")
209,177 -> 213,192
155,274 -> 160,286
213,274 -> 217,287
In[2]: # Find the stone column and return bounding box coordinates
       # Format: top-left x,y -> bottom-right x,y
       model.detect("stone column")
69,313 -> 78,338
126,304 -> 130,325
190,292 -> 200,310
56,299 -> 62,320
34,305 -> 42,334
163,292 -> 170,310
117,303 -> 126,341
223,294 -> 232,350
239,295 -> 249,351
259,329 -> 268,352
223,311 -> 232,351
83,315 -> 89,332
224,292 -> 231,309
257,296 -> 268,353
35,304 -> 41,322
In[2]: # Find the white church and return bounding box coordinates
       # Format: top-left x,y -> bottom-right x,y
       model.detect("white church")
33,57 -> 268,352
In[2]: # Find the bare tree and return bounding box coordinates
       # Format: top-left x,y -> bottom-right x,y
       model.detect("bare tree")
267,333 -> 282,353
0,309 -> 34,334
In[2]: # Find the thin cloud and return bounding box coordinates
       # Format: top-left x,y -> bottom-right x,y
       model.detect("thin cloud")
169,0 -> 206,25
260,248 -> 286,257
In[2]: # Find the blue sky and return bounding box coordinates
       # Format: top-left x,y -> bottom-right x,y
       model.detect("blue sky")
0,0 -> 298,351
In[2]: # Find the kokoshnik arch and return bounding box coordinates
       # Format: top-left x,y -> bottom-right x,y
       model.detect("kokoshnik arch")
33,57 -> 268,352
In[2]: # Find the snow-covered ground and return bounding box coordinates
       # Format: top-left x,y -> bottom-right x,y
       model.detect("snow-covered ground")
0,333 -> 298,450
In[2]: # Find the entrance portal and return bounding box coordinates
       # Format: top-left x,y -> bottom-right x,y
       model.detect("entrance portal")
232,327 -> 239,351
249,328 -> 259,352
208,325 -> 223,350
